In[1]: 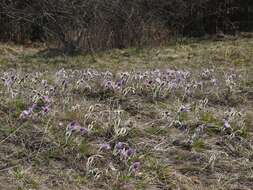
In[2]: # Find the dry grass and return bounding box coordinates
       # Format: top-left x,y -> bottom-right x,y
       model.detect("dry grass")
0,37 -> 253,190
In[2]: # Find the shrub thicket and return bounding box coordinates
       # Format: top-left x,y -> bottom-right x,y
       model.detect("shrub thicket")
0,0 -> 252,52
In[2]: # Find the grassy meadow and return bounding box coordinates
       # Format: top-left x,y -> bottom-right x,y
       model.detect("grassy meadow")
0,37 -> 253,190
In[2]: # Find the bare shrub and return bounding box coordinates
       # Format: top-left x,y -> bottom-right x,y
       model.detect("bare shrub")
0,0 -> 252,52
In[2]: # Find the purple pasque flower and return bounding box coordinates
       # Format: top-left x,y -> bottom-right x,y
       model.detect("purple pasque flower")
131,161 -> 141,172
19,103 -> 37,119
179,105 -> 190,112
19,109 -> 32,119
67,121 -> 81,131
99,143 -> 111,151
114,79 -> 124,90
42,105 -> 50,114
115,142 -> 125,150
104,80 -> 114,89
79,127 -> 88,135
223,119 -> 231,129
123,148 -> 135,158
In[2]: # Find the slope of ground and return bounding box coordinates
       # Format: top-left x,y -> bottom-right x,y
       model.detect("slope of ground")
0,37 -> 253,190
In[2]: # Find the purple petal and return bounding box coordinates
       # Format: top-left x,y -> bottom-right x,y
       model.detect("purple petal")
132,161 -> 141,171
100,143 -> 111,151
80,127 -> 88,134
67,121 -> 80,131
125,148 -> 135,158
115,142 -> 125,150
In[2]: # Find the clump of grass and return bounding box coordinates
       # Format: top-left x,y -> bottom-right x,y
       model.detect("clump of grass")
7,98 -> 27,116
192,139 -> 207,151
12,167 -> 39,190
